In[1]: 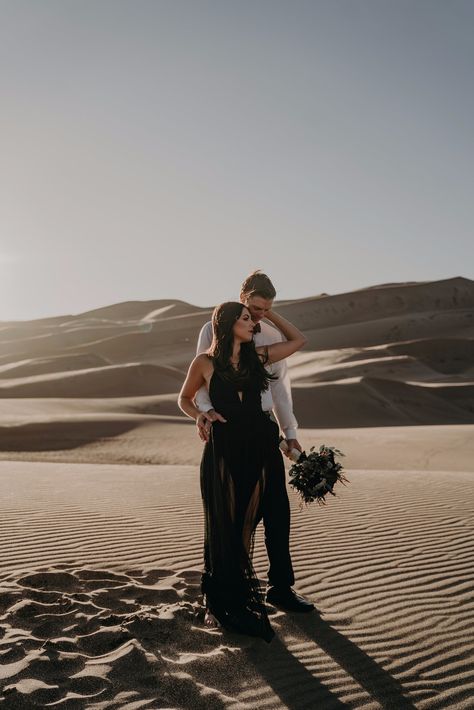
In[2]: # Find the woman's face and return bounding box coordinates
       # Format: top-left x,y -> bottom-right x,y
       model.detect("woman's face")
233,307 -> 255,342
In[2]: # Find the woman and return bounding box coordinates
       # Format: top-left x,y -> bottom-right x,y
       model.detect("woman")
178,302 -> 306,641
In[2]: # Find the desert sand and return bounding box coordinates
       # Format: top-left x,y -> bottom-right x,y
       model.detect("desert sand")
1,277 -> 473,708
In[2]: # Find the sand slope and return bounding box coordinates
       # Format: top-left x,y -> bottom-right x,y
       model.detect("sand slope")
0,278 -> 473,458
1,277 -> 473,459
0,363 -> 185,399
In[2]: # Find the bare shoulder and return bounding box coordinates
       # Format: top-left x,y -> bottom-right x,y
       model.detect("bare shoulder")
194,352 -> 211,366
194,352 -> 213,375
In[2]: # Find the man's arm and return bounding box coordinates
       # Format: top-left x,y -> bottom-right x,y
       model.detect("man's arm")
269,358 -> 298,442
258,320 -> 300,451
194,321 -> 213,412
196,321 -> 213,355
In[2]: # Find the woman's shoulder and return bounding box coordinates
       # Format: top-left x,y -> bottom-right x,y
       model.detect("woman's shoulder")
194,352 -> 212,364
194,352 -> 214,372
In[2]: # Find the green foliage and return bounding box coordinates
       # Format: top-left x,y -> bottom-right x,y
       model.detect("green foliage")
288,444 -> 348,506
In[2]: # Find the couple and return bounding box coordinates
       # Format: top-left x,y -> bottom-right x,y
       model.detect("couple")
178,271 -> 314,642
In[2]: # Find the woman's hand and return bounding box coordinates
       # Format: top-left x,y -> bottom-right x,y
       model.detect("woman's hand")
196,409 -> 227,442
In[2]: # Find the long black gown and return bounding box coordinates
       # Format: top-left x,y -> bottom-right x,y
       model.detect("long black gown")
200,366 -> 283,642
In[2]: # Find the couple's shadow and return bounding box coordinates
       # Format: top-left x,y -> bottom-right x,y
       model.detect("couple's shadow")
243,606 -> 416,710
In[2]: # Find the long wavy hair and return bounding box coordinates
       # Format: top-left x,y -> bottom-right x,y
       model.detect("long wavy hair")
208,301 -> 276,391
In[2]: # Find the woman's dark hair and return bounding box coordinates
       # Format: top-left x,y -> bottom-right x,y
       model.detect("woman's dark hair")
208,301 -> 276,391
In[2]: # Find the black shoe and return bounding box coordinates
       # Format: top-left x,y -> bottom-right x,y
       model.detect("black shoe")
266,586 -> 315,613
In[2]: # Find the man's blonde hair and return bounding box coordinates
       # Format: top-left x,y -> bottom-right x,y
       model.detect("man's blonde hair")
240,270 -> 276,301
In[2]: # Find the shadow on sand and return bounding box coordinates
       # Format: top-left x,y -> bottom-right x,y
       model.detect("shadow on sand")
243,608 -> 416,709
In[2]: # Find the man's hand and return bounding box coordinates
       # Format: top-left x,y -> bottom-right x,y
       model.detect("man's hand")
284,438 -> 302,458
196,409 -> 227,443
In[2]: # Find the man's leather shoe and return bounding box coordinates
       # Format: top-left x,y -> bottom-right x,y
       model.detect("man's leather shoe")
266,586 -> 315,612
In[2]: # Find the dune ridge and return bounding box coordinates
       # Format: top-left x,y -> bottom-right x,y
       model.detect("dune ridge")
0,278 -> 472,446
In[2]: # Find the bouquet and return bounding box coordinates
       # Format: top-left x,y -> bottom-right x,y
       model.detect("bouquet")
280,441 -> 347,506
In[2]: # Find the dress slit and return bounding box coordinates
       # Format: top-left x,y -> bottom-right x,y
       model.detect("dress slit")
242,475 -> 265,553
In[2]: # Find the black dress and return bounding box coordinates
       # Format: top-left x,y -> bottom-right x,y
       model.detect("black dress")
200,366 -> 283,642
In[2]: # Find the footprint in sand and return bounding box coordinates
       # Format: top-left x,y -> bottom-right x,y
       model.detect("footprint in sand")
0,566 -> 243,709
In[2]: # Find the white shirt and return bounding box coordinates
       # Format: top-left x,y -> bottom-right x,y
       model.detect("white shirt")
194,319 -> 298,440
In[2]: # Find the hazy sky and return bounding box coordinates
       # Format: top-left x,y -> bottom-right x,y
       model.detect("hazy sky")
1,0 -> 473,320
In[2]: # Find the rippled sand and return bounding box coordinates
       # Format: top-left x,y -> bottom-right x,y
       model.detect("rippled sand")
1,459 -> 473,709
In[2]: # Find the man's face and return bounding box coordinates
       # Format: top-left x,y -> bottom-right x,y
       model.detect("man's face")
242,294 -> 273,323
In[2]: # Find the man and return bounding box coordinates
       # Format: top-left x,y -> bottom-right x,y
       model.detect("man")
194,270 -> 314,613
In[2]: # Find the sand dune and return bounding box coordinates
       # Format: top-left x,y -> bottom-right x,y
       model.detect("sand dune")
290,354 -> 438,383
79,298 -> 205,321
0,304 -> 209,366
0,394 -> 179,422
388,337 -> 474,374
0,324 -> 145,361
0,459 -> 473,708
0,298 -> 203,328
0,277 -> 472,431
0,363 -> 185,398
1,279 -> 473,707
0,353 -> 110,379
302,308 -> 474,351
0,312 -> 208,369
337,336 -> 474,373
0,418 -> 143,452
276,276 -> 474,329
292,377 -> 473,428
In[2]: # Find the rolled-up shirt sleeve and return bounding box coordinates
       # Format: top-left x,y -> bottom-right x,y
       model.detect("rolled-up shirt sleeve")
258,321 -> 298,440
194,321 -> 213,412
269,357 -> 298,440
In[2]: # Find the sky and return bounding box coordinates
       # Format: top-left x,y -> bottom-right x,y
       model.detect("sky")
1,0 -> 473,321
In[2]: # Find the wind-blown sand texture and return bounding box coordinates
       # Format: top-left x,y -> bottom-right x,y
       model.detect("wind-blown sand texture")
1,460 -> 473,709
1,277 -> 473,707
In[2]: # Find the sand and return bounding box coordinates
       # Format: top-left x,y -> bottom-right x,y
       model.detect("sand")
1,277 -> 473,707
1,457 -> 473,708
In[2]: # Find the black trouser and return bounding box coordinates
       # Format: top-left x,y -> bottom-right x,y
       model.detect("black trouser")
256,447 -> 295,588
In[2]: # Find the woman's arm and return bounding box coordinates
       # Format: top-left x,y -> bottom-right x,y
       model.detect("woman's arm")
178,355 -> 208,420
257,310 -> 307,364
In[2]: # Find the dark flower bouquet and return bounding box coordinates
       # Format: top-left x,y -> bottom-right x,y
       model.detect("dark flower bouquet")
281,441 -> 348,506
